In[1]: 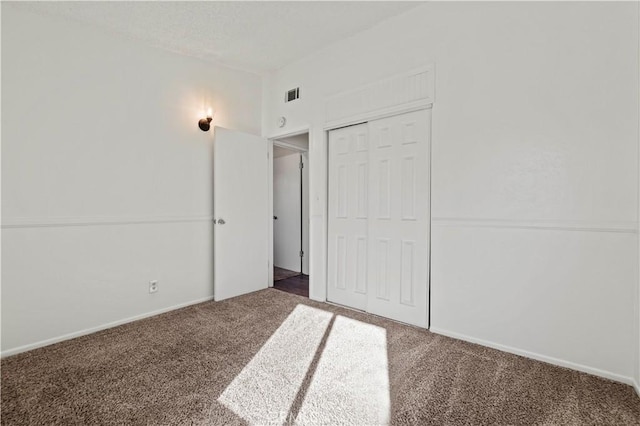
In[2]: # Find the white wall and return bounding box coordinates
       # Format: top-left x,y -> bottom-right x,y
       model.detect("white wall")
273,152 -> 301,272
263,2 -> 639,383
1,5 -> 262,355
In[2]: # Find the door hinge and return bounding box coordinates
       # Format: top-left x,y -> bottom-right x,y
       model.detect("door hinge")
299,161 -> 303,170
299,250 -> 304,257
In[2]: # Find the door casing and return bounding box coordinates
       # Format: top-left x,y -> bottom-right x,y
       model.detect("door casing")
266,106 -> 432,320
325,108 -> 432,327
325,109 -> 432,328
267,127 -> 310,287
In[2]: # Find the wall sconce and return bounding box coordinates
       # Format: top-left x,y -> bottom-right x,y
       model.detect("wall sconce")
198,108 -> 214,132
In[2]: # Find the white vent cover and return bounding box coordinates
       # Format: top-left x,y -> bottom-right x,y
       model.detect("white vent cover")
285,87 -> 300,102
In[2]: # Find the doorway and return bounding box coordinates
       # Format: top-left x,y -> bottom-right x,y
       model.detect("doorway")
272,133 -> 310,298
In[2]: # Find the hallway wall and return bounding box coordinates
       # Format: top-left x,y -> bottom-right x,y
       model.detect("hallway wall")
273,152 -> 302,272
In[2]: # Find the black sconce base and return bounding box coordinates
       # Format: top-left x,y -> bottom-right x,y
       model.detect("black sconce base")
198,117 -> 213,132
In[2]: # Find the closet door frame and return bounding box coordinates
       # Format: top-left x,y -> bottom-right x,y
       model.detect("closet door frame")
296,65 -> 434,324
324,104 -> 433,328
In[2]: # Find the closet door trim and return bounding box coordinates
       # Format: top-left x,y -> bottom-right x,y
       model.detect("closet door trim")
324,65 -> 435,130
326,108 -> 432,328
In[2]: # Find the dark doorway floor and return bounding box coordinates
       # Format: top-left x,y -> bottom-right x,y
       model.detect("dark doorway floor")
273,272 -> 309,298
274,266 -> 301,282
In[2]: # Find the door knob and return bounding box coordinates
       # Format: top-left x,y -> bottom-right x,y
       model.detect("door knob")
218,218 -> 226,225
274,216 -> 278,220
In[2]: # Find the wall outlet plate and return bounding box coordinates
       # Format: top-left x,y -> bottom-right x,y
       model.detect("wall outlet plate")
149,280 -> 158,294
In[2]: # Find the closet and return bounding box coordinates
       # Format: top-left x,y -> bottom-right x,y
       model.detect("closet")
327,108 -> 431,327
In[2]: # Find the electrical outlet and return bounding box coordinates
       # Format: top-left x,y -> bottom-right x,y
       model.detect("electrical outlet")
149,280 -> 158,294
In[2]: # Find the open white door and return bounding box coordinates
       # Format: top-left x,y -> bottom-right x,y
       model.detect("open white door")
214,127 -> 269,301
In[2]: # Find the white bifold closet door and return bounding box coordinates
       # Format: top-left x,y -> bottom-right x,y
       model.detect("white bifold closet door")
327,123 -> 370,310
327,109 -> 431,328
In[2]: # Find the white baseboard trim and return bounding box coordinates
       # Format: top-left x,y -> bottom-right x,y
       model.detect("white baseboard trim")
430,326 -> 634,387
1,296 -> 215,358
633,379 -> 640,398
309,292 -> 325,303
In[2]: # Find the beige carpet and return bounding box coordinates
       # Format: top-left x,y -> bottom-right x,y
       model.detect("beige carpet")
2,289 -> 639,425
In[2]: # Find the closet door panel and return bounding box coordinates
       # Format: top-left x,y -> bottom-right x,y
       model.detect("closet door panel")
367,109 -> 431,327
327,124 -> 369,310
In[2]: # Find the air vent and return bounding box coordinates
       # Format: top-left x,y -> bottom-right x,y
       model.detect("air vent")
285,87 -> 300,103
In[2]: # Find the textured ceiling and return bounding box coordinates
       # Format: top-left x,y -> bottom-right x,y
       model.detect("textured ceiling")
10,1 -> 421,75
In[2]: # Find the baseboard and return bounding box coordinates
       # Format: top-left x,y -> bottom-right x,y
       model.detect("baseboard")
634,379 -> 640,398
309,294 -> 325,303
430,326 -> 634,387
1,296 -> 215,358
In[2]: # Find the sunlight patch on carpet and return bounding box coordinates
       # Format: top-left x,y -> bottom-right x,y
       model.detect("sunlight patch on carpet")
217,304 -> 332,425
218,303 -> 391,425
295,315 -> 390,425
